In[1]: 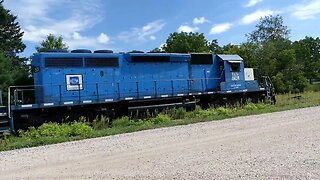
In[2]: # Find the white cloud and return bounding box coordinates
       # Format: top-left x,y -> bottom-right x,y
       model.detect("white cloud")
290,0 -> 320,20
3,1 -> 55,24
150,36 -> 156,40
72,32 -> 82,40
177,25 -> 199,33
3,0 -> 110,50
97,33 -> 110,44
244,0 -> 263,7
65,32 -> 111,49
193,17 -> 209,25
240,9 -> 274,25
118,20 -> 166,42
209,23 -> 232,34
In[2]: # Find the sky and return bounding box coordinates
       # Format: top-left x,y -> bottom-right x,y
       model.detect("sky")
3,0 -> 320,57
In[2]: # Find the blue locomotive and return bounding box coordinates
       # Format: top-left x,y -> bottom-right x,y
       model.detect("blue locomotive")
0,50 -> 275,131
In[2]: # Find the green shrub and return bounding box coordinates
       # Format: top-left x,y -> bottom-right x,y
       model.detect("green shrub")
19,126 -> 40,138
216,107 -> 232,116
112,116 -> 131,127
244,103 -> 258,110
255,103 -> 269,109
272,73 -> 287,93
305,83 -> 320,92
193,105 -> 202,114
150,114 -> 171,124
187,105 -> 203,118
132,119 -> 153,127
69,122 -> 93,136
19,121 -> 93,138
197,109 -> 217,117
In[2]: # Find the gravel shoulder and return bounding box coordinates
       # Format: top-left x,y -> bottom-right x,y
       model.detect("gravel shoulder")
1,107 -> 320,179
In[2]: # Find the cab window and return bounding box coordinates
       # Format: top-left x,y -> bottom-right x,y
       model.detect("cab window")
230,63 -> 240,72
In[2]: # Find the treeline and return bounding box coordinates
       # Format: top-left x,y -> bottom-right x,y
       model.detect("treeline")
222,36 -> 320,93
156,15 -> 320,93
1,0 -> 320,95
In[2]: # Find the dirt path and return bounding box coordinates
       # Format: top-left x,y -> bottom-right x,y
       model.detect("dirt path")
1,107 -> 320,179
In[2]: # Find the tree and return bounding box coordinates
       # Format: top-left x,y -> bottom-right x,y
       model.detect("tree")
245,15 -> 310,93
0,53 -> 31,103
0,0 -> 25,56
163,32 -> 209,53
149,47 -> 163,53
36,34 -> 69,52
247,15 -> 290,43
292,37 -> 320,83
0,1 -> 31,104
208,39 -> 222,54
222,42 -> 259,68
272,72 -> 286,93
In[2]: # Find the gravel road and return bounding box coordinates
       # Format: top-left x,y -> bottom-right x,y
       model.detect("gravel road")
1,107 -> 320,179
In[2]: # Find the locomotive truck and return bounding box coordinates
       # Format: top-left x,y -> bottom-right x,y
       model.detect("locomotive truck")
0,50 -> 275,132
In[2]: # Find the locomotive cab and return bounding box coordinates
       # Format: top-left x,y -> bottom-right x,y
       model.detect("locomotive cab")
215,55 -> 246,93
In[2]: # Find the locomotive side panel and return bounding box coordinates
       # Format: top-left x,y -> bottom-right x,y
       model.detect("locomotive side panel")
82,54 -> 120,101
189,54 -> 220,92
32,53 -> 122,104
119,53 -> 190,99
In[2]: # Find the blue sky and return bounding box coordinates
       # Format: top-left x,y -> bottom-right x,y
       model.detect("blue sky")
3,0 -> 320,57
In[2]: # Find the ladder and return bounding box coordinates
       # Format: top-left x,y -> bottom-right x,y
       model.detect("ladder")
0,106 -> 10,133
262,76 -> 276,104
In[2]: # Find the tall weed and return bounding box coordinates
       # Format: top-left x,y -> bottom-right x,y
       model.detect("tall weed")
165,107 -> 187,119
92,115 -> 110,130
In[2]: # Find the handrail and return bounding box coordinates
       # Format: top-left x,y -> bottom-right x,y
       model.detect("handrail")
8,78 -> 221,89
8,77 -> 221,107
0,90 -> 2,106
8,87 -> 10,118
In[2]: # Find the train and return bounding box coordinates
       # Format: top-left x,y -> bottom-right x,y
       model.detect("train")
0,50 -> 275,132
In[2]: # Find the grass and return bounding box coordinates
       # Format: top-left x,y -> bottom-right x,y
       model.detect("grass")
1,91 -> 320,151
